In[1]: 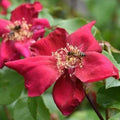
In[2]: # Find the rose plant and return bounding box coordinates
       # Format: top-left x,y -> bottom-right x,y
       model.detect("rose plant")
0,1 -> 120,120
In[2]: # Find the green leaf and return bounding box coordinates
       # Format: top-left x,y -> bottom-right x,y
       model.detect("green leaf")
28,97 -> 37,120
109,112 -> 120,120
42,94 -> 58,113
97,86 -> 120,110
0,67 -> 24,105
37,96 -> 50,120
92,26 -> 103,40
57,18 -> 87,34
39,9 -> 54,25
42,94 -> 65,120
14,97 -> 34,120
28,96 -> 51,120
66,110 -> 103,120
106,77 -> 120,89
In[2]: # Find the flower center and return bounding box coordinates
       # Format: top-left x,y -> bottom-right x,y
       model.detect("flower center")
52,43 -> 86,73
3,18 -> 33,41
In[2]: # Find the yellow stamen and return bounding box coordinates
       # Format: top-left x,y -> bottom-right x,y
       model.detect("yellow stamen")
4,18 -> 33,42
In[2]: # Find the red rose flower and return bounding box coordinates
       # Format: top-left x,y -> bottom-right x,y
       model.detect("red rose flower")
5,21 -> 119,115
0,1 -> 50,68
0,0 -> 11,15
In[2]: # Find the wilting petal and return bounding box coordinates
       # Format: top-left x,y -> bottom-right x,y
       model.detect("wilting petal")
32,18 -> 50,40
5,56 -> 61,97
75,52 -> 119,83
0,40 -> 20,68
67,21 -> 102,52
0,19 -> 10,36
31,28 -> 67,56
14,39 -> 35,57
10,1 -> 43,24
53,71 -> 85,115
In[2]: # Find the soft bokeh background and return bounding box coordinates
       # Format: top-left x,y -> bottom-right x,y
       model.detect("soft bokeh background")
0,0 -> 120,120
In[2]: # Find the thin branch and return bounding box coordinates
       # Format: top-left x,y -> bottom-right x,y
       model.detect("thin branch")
106,109 -> 109,120
84,91 -> 104,120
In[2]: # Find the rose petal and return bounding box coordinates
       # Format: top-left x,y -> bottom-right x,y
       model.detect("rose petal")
75,52 -> 119,83
5,56 -> 61,97
32,29 -> 45,40
53,70 -> 85,115
0,40 -> 20,68
14,39 -> 35,57
67,21 -> 102,52
10,2 -> 43,23
32,18 -> 50,40
0,19 -> 10,36
32,1 -> 43,12
31,28 -> 67,56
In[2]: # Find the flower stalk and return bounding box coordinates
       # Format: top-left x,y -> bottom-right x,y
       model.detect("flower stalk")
84,90 -> 104,120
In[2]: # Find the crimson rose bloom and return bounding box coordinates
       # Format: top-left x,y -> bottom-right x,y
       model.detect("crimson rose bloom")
5,21 -> 119,115
0,0 -> 11,15
0,1 -> 50,68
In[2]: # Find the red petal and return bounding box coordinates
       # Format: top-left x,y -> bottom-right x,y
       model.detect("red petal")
10,2 -> 43,24
0,40 -> 20,68
31,28 -> 67,56
0,19 -> 10,36
53,71 -> 85,115
33,1 -> 43,12
67,21 -> 102,52
14,39 -> 35,57
5,56 -> 61,97
32,18 -> 50,40
75,52 -> 119,83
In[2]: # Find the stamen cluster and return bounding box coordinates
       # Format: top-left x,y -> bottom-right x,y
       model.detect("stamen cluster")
3,18 -> 33,41
52,43 -> 84,73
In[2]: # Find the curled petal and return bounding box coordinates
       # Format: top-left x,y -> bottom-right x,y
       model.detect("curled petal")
0,40 -> 20,68
10,1 -> 43,23
75,52 -> 119,83
67,21 -> 102,52
31,28 -> 67,56
32,18 -> 50,40
53,71 -> 85,115
5,56 -> 61,97
0,19 -> 10,36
